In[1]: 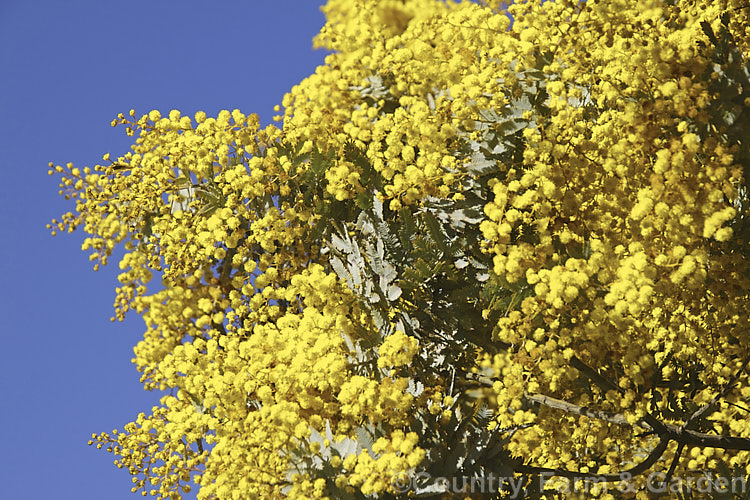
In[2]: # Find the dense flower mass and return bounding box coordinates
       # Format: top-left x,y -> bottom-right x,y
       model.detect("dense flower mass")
51,0 -> 750,498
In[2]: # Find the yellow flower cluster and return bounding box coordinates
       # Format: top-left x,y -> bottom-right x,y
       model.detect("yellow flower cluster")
89,403 -> 208,499
337,375 -> 414,426
325,159 -> 362,201
474,0 -> 750,484
376,330 -> 419,369
281,0 -> 518,210
51,99 -> 430,496
52,0 -> 750,497
342,430 -> 424,496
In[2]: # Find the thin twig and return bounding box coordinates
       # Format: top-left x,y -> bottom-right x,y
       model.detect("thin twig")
662,442 -> 685,492
685,356 -> 750,426
571,355 -> 623,394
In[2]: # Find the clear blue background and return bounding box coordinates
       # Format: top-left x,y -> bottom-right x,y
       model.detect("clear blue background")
0,1 -> 326,498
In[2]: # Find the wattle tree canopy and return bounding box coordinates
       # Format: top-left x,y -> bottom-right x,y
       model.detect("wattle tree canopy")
50,0 -> 750,498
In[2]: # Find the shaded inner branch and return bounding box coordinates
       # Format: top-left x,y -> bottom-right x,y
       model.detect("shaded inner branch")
463,352 -> 750,484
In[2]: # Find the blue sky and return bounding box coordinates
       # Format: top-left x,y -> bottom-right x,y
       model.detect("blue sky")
0,1 -> 326,498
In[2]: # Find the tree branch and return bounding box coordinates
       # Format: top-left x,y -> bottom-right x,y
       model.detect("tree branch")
525,393 -> 632,427
685,356 -> 750,426
567,356 -> 750,451
515,436 -> 670,482
570,355 -> 622,394
524,391 -> 750,450
462,358 -> 750,487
